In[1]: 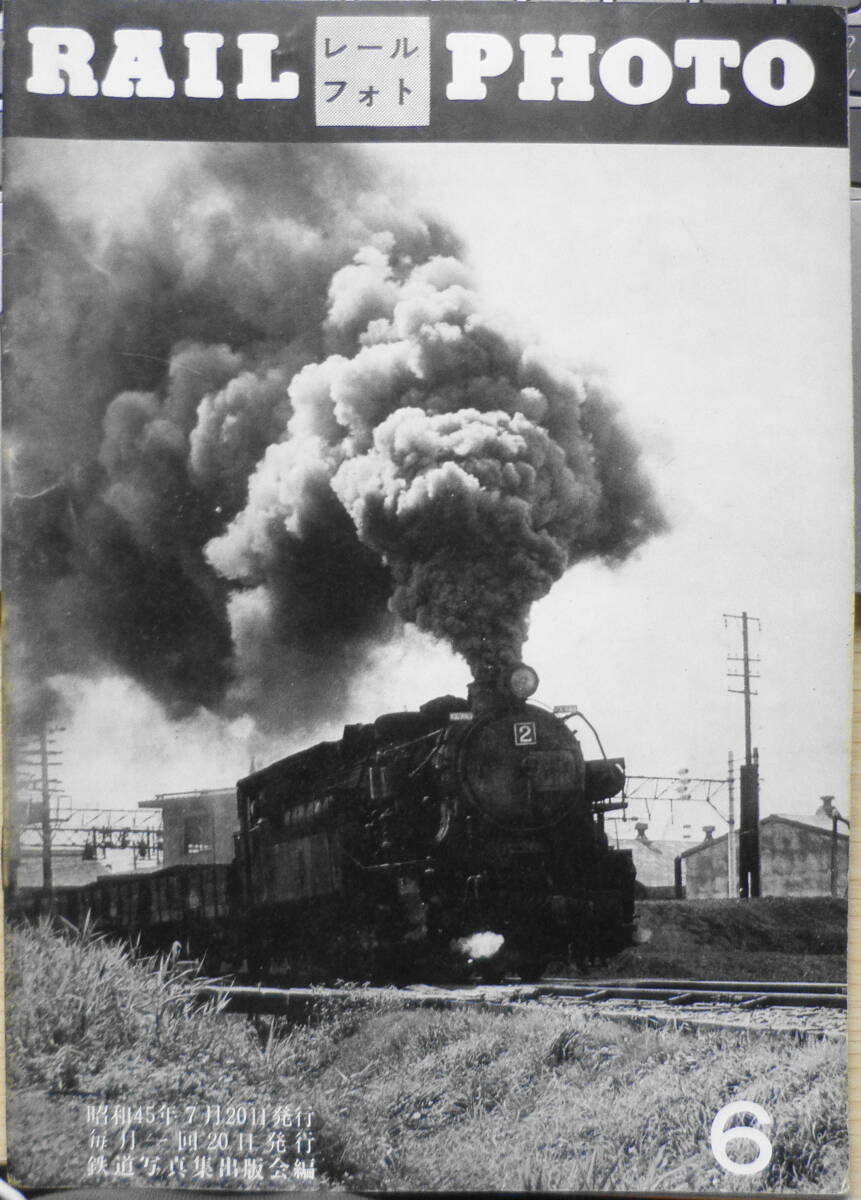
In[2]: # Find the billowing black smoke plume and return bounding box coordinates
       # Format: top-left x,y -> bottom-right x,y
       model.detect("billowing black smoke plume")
6,144 -> 664,734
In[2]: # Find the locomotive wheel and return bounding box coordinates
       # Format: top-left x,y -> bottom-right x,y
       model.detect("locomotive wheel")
199,945 -> 226,978
374,945 -> 417,986
245,940 -> 272,982
477,961 -> 506,984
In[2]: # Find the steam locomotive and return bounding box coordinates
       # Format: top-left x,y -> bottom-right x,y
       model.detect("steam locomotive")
14,663 -> 636,982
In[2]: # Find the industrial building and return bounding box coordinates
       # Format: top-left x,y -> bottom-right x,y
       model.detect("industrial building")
618,822 -> 691,898
139,789 -> 237,868
676,800 -> 848,899
617,795 -> 848,900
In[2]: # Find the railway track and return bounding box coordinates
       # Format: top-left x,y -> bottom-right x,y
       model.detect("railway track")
539,977 -> 847,1009
203,976 -> 846,1039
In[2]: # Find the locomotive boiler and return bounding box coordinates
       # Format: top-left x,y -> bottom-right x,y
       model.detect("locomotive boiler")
235,662 -> 635,981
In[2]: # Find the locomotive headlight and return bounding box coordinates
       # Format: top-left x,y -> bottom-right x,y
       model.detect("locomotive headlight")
509,663 -> 539,699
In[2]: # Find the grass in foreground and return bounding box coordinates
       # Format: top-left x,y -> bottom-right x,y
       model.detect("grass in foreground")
7,920 -> 848,1193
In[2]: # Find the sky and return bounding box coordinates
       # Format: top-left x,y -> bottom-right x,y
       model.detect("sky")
9,137 -> 853,841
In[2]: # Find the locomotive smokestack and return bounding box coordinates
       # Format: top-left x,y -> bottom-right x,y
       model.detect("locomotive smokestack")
468,679 -> 506,717
467,662 -> 507,716
467,660 -> 540,715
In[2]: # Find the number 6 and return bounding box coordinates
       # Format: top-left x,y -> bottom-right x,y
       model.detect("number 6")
710,1101 -> 773,1175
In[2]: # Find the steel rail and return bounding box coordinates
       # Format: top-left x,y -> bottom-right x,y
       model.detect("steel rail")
202,976 -> 847,1019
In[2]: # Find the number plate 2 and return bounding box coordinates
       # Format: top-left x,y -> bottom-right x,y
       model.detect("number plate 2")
513,721 -> 537,746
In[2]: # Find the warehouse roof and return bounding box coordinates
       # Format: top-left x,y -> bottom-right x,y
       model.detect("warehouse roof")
679,812 -> 848,860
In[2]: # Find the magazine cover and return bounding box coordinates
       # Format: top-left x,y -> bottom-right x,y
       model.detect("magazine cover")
1,0 -> 853,1194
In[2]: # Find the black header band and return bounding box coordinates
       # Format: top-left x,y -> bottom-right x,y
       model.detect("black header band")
5,0 -> 848,146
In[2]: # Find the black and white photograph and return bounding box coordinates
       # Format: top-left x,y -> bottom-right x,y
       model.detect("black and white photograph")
2,0 -> 853,1194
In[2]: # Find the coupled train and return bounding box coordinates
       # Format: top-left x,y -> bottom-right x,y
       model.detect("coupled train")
14,663 -> 637,981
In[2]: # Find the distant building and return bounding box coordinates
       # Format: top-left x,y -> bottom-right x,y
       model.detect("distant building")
678,804 -> 848,899
139,789 -> 237,868
619,822 -> 691,898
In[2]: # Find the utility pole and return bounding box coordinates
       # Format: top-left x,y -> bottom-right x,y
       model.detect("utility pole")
39,723 -> 53,892
724,611 -> 761,898
16,719 -> 65,896
726,751 -> 736,898
828,801 -> 850,897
